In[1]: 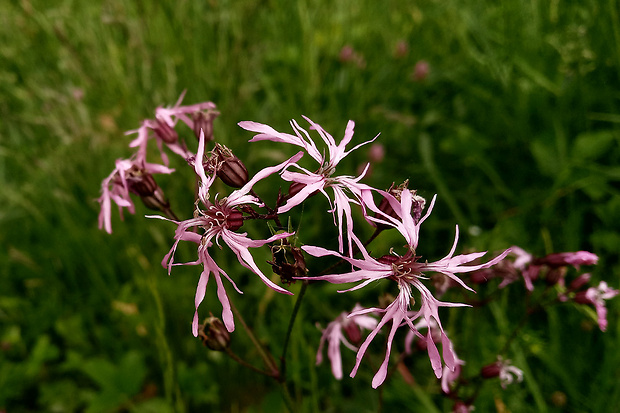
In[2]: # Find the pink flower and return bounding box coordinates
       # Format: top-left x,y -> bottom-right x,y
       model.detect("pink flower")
575,281 -> 619,331
127,93 -> 218,165
153,132 -> 304,336
301,191 -> 510,387
497,246 -> 538,291
481,357 -> 524,389
98,158 -> 174,233
238,117 -> 378,255
412,60 -> 430,82
499,248 -> 599,292
316,304 -> 378,379
154,91 -> 217,134
538,251 -> 599,267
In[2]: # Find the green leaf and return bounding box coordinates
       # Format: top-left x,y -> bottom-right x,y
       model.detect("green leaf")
572,130 -> 617,161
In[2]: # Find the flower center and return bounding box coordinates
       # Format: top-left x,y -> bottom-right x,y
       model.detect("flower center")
204,205 -> 244,231
378,252 -> 420,281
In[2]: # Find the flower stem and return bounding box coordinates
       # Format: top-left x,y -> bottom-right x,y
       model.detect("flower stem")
280,280 -> 309,378
278,279 -> 309,410
229,299 -> 280,377
223,347 -> 276,378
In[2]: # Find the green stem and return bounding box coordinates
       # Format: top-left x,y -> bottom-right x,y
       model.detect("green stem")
278,280 -> 309,410
229,299 -> 279,377
224,347 -> 276,378
280,280 -> 309,378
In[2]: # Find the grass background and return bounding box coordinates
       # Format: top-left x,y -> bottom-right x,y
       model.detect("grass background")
1,0 -> 619,411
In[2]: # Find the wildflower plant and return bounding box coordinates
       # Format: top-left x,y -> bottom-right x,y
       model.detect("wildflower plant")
98,94 -> 617,410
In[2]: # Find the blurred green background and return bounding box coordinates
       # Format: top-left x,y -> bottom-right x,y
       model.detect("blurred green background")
1,0 -> 619,411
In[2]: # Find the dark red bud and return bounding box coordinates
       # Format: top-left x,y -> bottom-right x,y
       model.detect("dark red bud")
193,111 -> 218,142
153,120 -> 179,144
288,181 -> 320,199
569,274 -> 591,291
140,188 -> 171,212
545,267 -> 565,286
453,401 -> 471,413
128,172 -> 158,197
375,196 -> 398,229
480,362 -> 501,378
470,269 -> 492,284
343,321 -> 362,344
198,315 -> 231,351
573,291 -> 592,305
416,337 -> 429,351
217,156 -> 249,188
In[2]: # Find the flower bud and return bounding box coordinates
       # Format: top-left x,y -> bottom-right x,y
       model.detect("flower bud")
412,60 -> 430,82
453,401 -> 472,413
124,166 -> 172,213
198,315 -> 231,351
287,181 -> 320,200
153,119 -> 179,144
538,251 -> 599,267
394,40 -> 408,59
470,268 -> 493,284
480,362 -> 501,378
545,267 -> 566,286
343,320 -> 362,344
375,196 -> 398,230
211,144 -> 249,188
127,170 -> 158,198
140,187 -> 171,212
569,273 -> 591,291
193,110 -> 219,142
368,143 -> 385,163
573,291 -> 592,305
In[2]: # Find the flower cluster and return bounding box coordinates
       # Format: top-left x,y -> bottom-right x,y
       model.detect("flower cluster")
98,94 -> 617,401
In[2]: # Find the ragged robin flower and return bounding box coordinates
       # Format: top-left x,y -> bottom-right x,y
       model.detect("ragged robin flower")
315,304 -> 378,380
239,116 -> 379,256
152,131 -> 304,335
300,190 -> 510,387
98,158 -> 174,234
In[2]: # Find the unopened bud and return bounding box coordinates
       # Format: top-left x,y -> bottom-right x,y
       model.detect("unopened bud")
226,211 -> 244,231
211,144 -> 249,188
569,273 -> 591,291
368,143 -> 385,163
375,196 -> 398,229
470,268 -> 493,284
480,362 -> 501,378
193,110 -> 219,142
124,167 -> 172,213
453,401 -> 472,413
573,290 -> 592,305
153,120 -> 178,144
288,181 -> 320,200
343,321 -> 362,344
140,187 -> 171,212
538,251 -> 599,267
198,315 -> 231,351
127,171 -> 158,198
545,267 -> 566,286
412,60 -> 430,82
